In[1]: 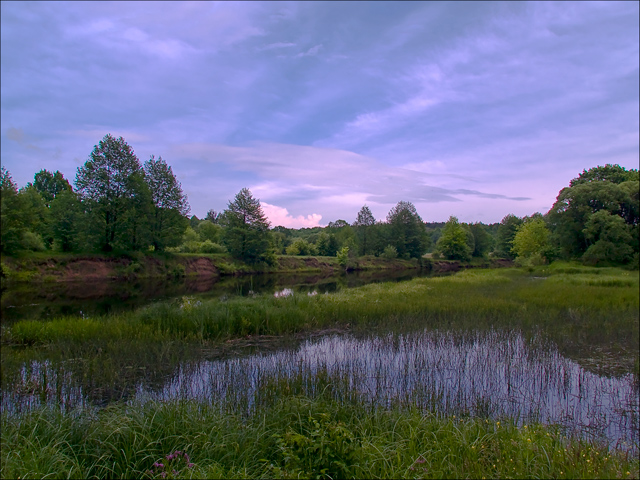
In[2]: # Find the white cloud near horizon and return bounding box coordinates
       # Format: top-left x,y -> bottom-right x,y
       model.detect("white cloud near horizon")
261,202 -> 323,228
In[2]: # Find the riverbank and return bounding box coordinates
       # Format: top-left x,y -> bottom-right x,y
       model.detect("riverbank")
0,252 -> 509,284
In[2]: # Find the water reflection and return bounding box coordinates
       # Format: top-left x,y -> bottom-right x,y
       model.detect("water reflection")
3,329 -> 637,452
1,269 -> 431,323
128,329 -> 636,450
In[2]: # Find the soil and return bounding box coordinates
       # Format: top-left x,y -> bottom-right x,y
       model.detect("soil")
1,254 -> 513,284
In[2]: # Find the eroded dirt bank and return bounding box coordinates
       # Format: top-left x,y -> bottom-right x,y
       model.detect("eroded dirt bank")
0,254 -> 512,284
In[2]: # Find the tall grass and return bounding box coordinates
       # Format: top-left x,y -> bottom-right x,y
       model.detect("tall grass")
5,267 -> 638,346
2,396 -> 638,479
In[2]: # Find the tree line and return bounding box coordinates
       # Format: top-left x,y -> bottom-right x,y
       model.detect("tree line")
1,134 -> 638,268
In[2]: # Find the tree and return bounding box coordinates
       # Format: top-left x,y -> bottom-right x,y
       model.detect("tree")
316,232 -> 339,256
1,167 -> 25,253
144,155 -> 190,251
205,209 -> 221,224
17,184 -> 50,248
286,238 -> 317,256
569,164 -> 638,187
353,205 -> 376,255
220,188 -> 273,264
75,134 -> 145,251
547,165 -> 638,260
511,217 -> 552,265
31,169 -> 72,206
469,222 -> 493,258
386,201 -> 429,259
49,190 -> 83,252
494,214 -> 523,259
581,210 -> 634,265
436,216 -> 472,261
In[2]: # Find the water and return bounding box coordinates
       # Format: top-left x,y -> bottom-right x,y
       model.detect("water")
3,328 -> 638,452
0,268 -> 431,323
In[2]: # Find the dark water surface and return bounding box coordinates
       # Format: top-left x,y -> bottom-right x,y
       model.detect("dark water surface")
0,268 -> 431,323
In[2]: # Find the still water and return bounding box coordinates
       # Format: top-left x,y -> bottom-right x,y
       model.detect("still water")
3,328 -> 638,451
0,268 -> 430,323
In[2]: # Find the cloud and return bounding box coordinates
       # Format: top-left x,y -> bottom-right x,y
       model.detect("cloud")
169,140 -> 535,223
5,127 -> 41,151
261,202 -> 322,228
295,44 -> 323,57
260,42 -> 296,51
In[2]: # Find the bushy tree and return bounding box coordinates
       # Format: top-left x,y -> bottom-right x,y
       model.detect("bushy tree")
316,232 -> 339,256
353,205 -> 375,255
75,134 -> 146,251
511,217 -> 552,265
469,222 -> 494,257
386,201 -> 429,259
436,216 -> 471,261
17,184 -> 50,248
581,210 -> 634,265
220,188 -> 273,264
494,214 -> 523,259
49,190 -> 83,252
286,238 -> 317,256
547,164 -> 638,261
144,155 -> 189,251
1,167 -> 25,253
31,169 -> 72,206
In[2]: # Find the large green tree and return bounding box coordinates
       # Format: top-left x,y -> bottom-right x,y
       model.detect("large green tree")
75,134 -> 146,251
386,201 -> 429,259
436,216 -> 472,261
547,164 -> 638,261
469,222 -> 494,258
144,155 -> 190,251
31,169 -> 72,207
494,214 -> 523,259
0,167 -> 25,254
511,217 -> 552,265
49,190 -> 83,252
220,188 -> 273,264
353,205 -> 376,255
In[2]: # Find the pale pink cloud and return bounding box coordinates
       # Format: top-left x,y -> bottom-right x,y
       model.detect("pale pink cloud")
261,202 -> 322,228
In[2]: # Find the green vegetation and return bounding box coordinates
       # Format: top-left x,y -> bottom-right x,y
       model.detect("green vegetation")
2,396 -> 637,479
2,144 -> 638,271
4,265 -> 637,369
1,265 -> 638,479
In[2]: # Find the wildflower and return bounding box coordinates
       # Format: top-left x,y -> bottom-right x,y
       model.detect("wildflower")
187,463 -> 195,468
415,457 -> 426,464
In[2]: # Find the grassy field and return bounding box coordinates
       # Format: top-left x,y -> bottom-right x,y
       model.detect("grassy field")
1,264 -> 638,478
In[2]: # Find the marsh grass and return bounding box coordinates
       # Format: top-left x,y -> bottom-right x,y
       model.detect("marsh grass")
6,267 -> 637,346
2,266 -> 638,479
1,396 -> 638,479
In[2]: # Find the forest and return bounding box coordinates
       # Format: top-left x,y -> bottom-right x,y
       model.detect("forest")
1,133 -> 638,269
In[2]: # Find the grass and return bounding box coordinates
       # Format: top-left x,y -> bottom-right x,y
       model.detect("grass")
2,396 -> 638,479
2,265 -> 638,479
5,267 -> 637,357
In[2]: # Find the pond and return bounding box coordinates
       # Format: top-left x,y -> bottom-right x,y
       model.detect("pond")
3,328 -> 638,451
1,268 -> 638,455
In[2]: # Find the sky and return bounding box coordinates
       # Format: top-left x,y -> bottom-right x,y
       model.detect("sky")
1,1 -> 638,227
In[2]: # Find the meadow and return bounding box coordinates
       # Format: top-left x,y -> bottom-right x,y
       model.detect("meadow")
1,263 -> 638,478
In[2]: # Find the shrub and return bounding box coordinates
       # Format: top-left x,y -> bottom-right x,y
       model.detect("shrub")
381,244 -> 397,259
21,231 -> 46,252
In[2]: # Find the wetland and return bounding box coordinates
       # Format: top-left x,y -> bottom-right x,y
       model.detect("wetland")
1,263 -> 639,478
